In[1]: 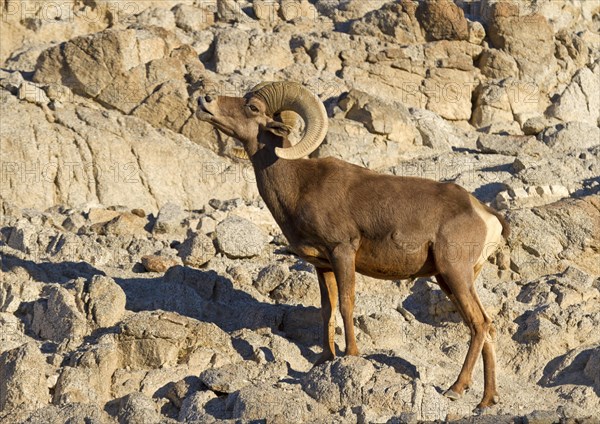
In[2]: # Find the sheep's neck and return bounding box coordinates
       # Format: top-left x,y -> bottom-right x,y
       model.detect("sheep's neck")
251,137 -> 301,238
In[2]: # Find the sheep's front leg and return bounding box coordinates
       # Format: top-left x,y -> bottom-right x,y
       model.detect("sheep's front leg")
329,245 -> 359,356
315,268 -> 338,365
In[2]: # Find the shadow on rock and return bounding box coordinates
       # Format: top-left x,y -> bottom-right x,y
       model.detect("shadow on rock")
111,265 -> 322,363
1,252 -> 106,284
365,352 -> 419,380
539,346 -> 600,396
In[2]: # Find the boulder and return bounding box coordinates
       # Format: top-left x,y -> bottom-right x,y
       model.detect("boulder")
17,403 -> 114,424
0,92 -> 258,212
541,122 -> 600,153
152,202 -> 185,236
173,4 -> 215,32
141,254 -> 181,273
302,356 -> 415,415
0,343 -> 49,411
488,3 -> 558,90
416,0 -> 469,42
335,89 -> 419,146
84,275 -> 126,328
31,285 -> 88,344
270,270 -> 320,306
213,29 -> 250,74
177,232 -> 216,267
409,108 -> 464,150
117,392 -> 161,424
548,63 -> 600,125
279,0 -> 317,22
348,1 -> 424,44
215,216 -> 270,259
229,385 -> 328,422
254,264 -> 290,296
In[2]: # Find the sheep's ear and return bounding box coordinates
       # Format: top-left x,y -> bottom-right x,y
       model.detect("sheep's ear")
264,121 -> 291,137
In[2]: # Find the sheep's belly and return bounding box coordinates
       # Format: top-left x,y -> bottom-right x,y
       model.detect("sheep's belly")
355,239 -> 435,280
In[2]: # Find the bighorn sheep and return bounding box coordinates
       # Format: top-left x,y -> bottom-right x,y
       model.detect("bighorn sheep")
197,82 -> 509,410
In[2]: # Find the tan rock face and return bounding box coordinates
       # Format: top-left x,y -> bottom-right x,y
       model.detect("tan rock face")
0,343 -> 50,412
488,4 -> 558,91
416,0 -> 469,42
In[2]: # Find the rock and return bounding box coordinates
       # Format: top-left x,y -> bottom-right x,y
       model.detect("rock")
336,89 -> 419,146
152,203 -> 184,236
0,70 -> 25,94
542,122 -> 600,152
215,216 -> 269,259
478,48 -> 519,80
18,81 -> 49,105
84,275 -> 126,328
229,385 -> 328,422
198,216 -> 218,234
254,264 -> 290,295
173,4 -> 215,32
1,93 -> 257,212
302,356 -> 414,413
179,390 -> 222,423
177,232 -> 216,267
488,4 -> 557,90
117,311 -> 237,371
0,313 -> 27,353
88,209 -> 121,225
476,134 -> 549,157
253,0 -> 280,22
348,1 -> 423,44
31,285 -> 88,344
61,213 -> 86,233
99,212 -> 147,238
17,403 -> 114,424
468,21 -> 486,45
141,254 -> 180,273
409,108 -> 463,150
199,362 -> 256,394
7,219 -> 37,254
217,0 -> 251,22
279,0 -> 317,22
0,343 -> 49,411
271,270 -> 320,306
117,392 -> 161,424
416,0 -> 469,42
549,62 -> 600,125
523,410 -> 561,424
314,119 -> 388,168
53,366 -> 104,405
585,347 -> 600,392
281,306 -> 321,346
472,79 -> 548,130
213,28 -> 250,74
34,28 -> 180,104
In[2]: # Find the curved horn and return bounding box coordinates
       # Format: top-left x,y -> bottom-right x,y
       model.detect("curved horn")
249,82 -> 328,160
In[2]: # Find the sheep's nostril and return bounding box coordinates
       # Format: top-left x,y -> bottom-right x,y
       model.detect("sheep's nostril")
205,95 -> 213,103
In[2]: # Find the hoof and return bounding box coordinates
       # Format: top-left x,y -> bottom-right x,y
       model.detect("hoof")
472,407 -> 486,416
475,394 -> 499,410
314,352 -> 335,366
443,389 -> 462,401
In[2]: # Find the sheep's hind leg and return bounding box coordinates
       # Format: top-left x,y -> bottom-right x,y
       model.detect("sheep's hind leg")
437,269 -> 489,403
315,268 -> 338,365
329,245 -> 359,356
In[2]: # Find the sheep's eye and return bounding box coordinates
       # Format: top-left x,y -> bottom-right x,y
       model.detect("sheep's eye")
248,104 -> 259,113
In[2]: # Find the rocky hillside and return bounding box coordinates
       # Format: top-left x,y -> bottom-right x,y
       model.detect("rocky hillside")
1,0 -> 599,422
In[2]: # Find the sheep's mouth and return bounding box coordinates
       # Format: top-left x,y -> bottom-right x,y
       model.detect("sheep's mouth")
197,98 -> 215,120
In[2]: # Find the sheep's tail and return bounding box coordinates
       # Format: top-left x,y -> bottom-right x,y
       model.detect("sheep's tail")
483,204 -> 510,239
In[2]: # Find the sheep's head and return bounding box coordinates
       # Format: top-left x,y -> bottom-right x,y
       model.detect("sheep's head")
197,82 -> 328,160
